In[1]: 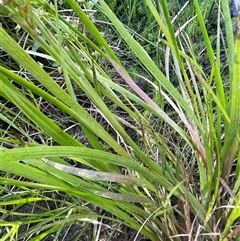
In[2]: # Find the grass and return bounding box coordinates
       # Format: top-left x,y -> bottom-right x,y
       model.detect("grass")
0,0 -> 240,240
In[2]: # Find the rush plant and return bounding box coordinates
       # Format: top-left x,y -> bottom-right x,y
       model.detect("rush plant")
0,0 -> 240,240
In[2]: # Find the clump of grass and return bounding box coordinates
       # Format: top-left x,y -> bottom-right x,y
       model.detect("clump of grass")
0,0 -> 240,240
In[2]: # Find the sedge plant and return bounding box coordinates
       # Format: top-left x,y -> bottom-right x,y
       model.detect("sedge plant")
0,0 -> 240,240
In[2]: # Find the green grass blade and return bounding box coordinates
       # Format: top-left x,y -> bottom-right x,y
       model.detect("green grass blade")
222,0 -> 235,84
193,0 -> 226,110
221,12 -> 240,177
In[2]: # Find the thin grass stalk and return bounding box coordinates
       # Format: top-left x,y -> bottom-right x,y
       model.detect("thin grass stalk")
221,11 -> 240,178
54,0 -> 76,101
193,0 -> 226,107
221,0 -> 235,84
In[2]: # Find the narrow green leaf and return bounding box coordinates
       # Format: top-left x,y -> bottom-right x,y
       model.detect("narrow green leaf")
42,158 -> 154,190
193,0 -> 226,108
221,12 -> 240,177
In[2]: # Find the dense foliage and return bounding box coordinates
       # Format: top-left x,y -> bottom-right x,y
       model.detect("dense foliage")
0,0 -> 240,240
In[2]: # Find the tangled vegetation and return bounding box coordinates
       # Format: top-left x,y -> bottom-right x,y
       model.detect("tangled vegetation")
0,0 -> 240,240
